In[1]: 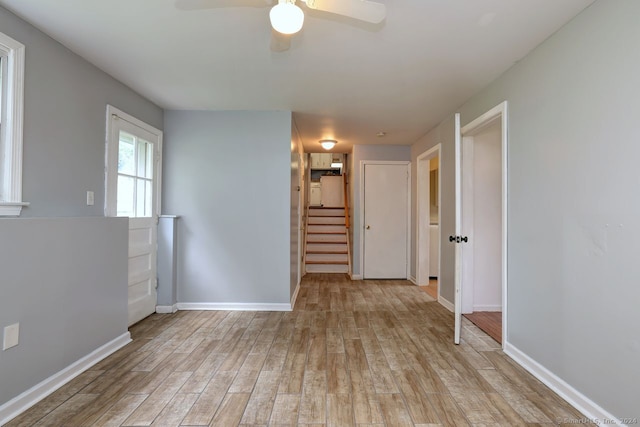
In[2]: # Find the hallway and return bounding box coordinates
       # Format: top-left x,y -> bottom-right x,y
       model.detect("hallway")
7,274 -> 586,426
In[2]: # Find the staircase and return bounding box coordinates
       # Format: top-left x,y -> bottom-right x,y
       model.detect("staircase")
304,207 -> 350,274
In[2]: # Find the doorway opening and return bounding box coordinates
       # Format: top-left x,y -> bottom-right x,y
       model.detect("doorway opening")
461,116 -> 503,343
416,144 -> 441,300
105,105 -> 163,326
454,102 -> 508,346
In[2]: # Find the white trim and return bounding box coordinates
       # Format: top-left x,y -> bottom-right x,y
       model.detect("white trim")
0,32 -> 26,215
104,105 -> 163,218
350,274 -> 363,280
359,160 -> 411,280
504,342 -> 623,427
0,201 -> 29,216
290,281 -> 301,309
472,304 -> 501,312
0,332 -> 131,426
456,101 -> 509,348
453,112 -> 462,344
408,275 -> 417,285
177,302 -> 292,312
438,296 -> 455,312
416,144 -> 442,291
156,304 -> 178,314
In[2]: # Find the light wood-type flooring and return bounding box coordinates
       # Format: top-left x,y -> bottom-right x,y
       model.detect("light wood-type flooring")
6,274 -> 589,426
419,279 -> 438,300
463,312 -> 503,345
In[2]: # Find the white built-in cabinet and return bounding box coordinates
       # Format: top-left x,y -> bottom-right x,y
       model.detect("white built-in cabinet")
310,182 -> 322,206
310,153 -> 333,169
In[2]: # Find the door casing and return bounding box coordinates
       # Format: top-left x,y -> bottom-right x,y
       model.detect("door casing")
454,101 -> 508,346
416,144 -> 442,290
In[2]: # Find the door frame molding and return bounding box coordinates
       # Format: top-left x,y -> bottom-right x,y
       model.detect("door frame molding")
104,105 -> 163,217
416,144 -> 442,289
359,160 -> 411,280
457,101 -> 508,347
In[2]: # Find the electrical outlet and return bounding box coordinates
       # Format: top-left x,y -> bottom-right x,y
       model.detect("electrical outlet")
3,323 -> 19,350
86,191 -> 94,206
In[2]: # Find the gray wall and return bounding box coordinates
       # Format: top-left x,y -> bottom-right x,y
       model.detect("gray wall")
0,6 -> 162,410
411,0 -> 639,418
350,144 -> 411,277
0,217 -> 128,406
163,110 -> 292,305
0,6 -> 163,218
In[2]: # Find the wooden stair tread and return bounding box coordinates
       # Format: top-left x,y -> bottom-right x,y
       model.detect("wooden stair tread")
307,231 -> 346,235
308,215 -> 345,218
306,250 -> 348,254
305,260 -> 349,265
306,240 -> 346,244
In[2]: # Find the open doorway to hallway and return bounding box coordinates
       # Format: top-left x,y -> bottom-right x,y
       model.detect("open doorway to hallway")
416,145 -> 441,300
459,107 -> 506,345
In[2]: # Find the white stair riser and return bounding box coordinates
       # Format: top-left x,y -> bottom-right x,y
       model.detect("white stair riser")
308,209 -> 345,217
308,225 -> 346,233
305,264 -> 349,273
306,243 -> 348,253
308,217 -> 345,225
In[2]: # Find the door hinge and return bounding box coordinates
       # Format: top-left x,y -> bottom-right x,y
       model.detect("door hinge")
448,235 -> 468,243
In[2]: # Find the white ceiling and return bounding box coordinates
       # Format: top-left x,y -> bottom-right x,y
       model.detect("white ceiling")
0,0 -> 594,152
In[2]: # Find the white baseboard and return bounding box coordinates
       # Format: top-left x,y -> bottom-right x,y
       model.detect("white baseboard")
290,282 -> 301,309
408,275 -> 417,285
438,296 -> 454,312
177,302 -> 292,312
504,342 -> 623,427
473,304 -> 501,312
350,274 -> 363,280
156,304 -> 178,314
0,332 -> 131,426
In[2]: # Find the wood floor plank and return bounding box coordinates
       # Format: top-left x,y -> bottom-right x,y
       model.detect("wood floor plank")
180,370 -> 236,426
209,393 -> 250,427
150,392 -> 198,426
327,353 -> 350,394
327,393 -> 353,426
123,371 -> 192,425
92,394 -> 149,427
377,393 -> 414,427
269,394 -> 301,425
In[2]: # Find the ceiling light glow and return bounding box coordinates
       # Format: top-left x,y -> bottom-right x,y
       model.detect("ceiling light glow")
270,1 -> 304,35
319,139 -> 337,150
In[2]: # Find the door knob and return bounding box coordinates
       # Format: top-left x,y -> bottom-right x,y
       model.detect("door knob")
366,225 -> 371,229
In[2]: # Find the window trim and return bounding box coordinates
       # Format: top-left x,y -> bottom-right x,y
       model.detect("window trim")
0,32 -> 27,216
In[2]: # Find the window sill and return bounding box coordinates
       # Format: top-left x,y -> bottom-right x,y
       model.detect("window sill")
0,202 -> 30,216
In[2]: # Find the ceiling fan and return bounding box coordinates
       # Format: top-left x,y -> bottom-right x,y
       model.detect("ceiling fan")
176,0 -> 386,51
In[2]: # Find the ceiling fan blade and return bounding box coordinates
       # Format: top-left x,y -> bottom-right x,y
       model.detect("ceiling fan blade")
303,0 -> 386,24
175,0 -> 271,11
270,28 -> 292,52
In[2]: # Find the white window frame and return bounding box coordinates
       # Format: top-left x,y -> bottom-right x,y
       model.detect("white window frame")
0,32 -> 27,216
104,105 -> 163,218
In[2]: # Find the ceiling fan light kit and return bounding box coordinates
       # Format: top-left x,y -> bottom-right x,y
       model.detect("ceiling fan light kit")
270,0 -> 304,35
319,139 -> 337,150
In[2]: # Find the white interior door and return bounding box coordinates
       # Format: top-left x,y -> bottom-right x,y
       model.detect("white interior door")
363,162 -> 409,279
454,113 -> 463,344
106,106 -> 162,326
